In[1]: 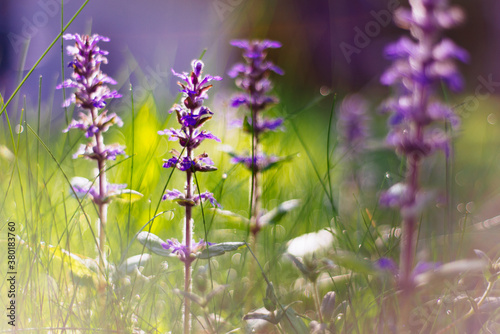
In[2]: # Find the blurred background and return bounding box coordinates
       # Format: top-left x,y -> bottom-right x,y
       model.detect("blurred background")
1,0 -> 498,110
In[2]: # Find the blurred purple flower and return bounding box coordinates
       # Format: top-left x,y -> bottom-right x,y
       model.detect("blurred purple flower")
376,257 -> 441,284
380,0 -> 466,157
72,143 -> 126,161
71,177 -> 127,204
337,94 -> 370,153
228,39 -> 283,113
233,116 -> 284,134
231,153 -> 281,172
379,0 -> 467,289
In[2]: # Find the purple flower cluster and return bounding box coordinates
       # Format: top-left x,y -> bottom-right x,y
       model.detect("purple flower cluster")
161,238 -> 213,264
380,0 -> 466,158
379,0 -> 467,290
229,39 -> 285,174
158,60 -> 221,206
228,39 -> 284,136
58,34 -> 125,164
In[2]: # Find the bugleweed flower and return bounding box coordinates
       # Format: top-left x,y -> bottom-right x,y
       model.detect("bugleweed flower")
379,0 -> 466,290
158,60 -> 221,209
380,0 -> 466,160
158,60 -> 221,334
228,39 -> 284,135
58,34 -> 124,164
58,33 -> 129,262
228,39 -> 284,235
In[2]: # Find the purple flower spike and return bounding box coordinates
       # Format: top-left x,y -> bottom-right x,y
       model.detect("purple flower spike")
229,39 -> 283,113
380,0 -> 466,158
379,0 -> 467,291
60,33 -> 126,164
58,34 -> 121,110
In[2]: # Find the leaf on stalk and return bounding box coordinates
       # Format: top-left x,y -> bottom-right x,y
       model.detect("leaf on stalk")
173,289 -> 204,306
111,189 -> 144,203
38,243 -> 97,285
197,242 -> 245,259
210,208 -> 250,229
136,232 -> 171,257
118,254 -> 152,275
260,199 -> 300,226
330,251 -> 375,274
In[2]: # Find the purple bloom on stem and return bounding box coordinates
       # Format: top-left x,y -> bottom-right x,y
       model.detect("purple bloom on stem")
70,177 -> 127,204
231,153 -> 281,172
163,157 -> 179,169
158,128 -> 220,148
379,0 -> 466,291
380,0 -> 466,157
229,39 -> 283,113
193,191 -> 221,208
57,34 -> 121,110
337,94 -> 370,153
72,143 -> 125,161
162,189 -> 184,201
161,238 -> 213,263
376,257 -> 441,286
376,258 -> 399,275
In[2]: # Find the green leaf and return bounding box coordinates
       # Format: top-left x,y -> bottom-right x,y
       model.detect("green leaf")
243,115 -> 253,133
260,199 -> 300,227
210,208 -> 250,229
136,232 -> 171,257
264,282 -> 278,311
197,242 -> 245,259
279,303 -> 309,333
205,285 -> 228,305
111,189 -> 144,203
330,251 -> 375,274
39,244 -> 97,286
173,289 -> 204,306
172,198 -> 196,206
118,254 -> 152,275
286,253 -> 311,278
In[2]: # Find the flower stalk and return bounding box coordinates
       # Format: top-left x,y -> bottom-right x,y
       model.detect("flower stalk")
379,0 -> 467,325
58,33 -> 125,268
158,60 -> 221,334
228,39 -> 284,239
